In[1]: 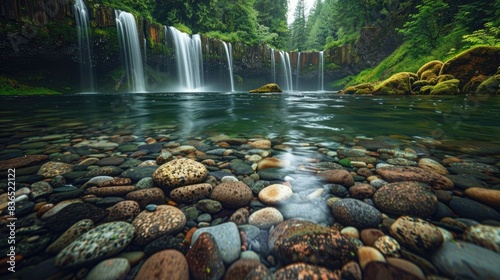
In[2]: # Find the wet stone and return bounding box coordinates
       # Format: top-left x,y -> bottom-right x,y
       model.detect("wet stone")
448,197 -> 500,222
96,157 -> 125,166
152,158 -> 208,189
104,200 -> 141,223
144,235 -> 190,257
373,181 -> 438,218
331,198 -> 381,229
376,166 -> 454,190
211,181 -> 253,209
125,187 -> 165,209
37,161 -> 74,178
389,216 -> 443,255
229,159 -> 254,176
274,262 -> 341,280
431,241 -> 500,280
135,249 -> 189,280
120,166 -> 158,182
45,219 -> 94,254
447,174 -> 489,190
85,258 -> 130,280
191,222 -> 241,264
186,232 -> 225,280
44,203 -> 108,232
169,183 -> 213,204
270,219 -> 355,268
30,181 -> 53,199
55,221 -> 135,269
85,166 -> 124,177
132,205 -> 186,245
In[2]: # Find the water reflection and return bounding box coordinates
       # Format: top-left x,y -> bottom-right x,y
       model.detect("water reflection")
0,93 -> 499,147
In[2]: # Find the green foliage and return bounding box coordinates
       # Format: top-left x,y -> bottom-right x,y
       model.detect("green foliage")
397,0 -> 450,53
0,77 -> 61,95
462,22 -> 500,47
290,0 -> 307,51
90,0 -> 156,20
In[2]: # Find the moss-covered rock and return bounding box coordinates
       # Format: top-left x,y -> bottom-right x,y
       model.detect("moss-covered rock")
339,83 -> 374,95
420,85 -> 434,95
436,74 -> 456,84
476,74 -> 500,94
372,72 -> 418,95
430,79 -> 460,95
463,75 -> 488,94
417,60 -> 443,80
412,80 -> 434,93
249,83 -> 282,93
440,46 -> 500,90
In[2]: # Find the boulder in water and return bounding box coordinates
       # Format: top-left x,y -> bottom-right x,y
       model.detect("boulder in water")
249,83 -> 282,93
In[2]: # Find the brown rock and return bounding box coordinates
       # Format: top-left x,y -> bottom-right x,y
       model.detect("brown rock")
249,140 -> 271,149
418,158 -> 448,175
224,259 -> 266,280
211,181 -> 253,209
0,154 -> 48,171
464,187 -> 500,209
363,261 -> 424,280
376,166 -> 453,190
257,157 -> 290,170
349,183 -> 375,199
87,185 -> 136,196
357,246 -> 386,269
169,183 -> 213,204
386,257 -> 426,279
318,169 -> 355,187
105,200 -> 141,222
249,83 -> 282,93
152,158 -> 208,190
37,161 -> 74,178
258,184 -> 293,205
274,263 -> 341,280
389,216 -> 443,255
132,205 -> 186,245
373,181 -> 438,218
341,261 -> 362,280
97,177 -> 132,187
360,229 -> 385,246
440,46 -> 500,89
135,249 -> 189,280
125,188 -> 165,209
186,232 -> 225,280
229,208 -> 250,225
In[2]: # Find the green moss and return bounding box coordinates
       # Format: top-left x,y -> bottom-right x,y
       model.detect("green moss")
430,79 -> 460,95
0,77 -> 61,96
338,159 -> 352,167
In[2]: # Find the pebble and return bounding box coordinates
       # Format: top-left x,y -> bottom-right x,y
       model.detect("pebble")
448,196 -> 500,222
376,166 -> 454,190
331,198 -> 381,229
373,181 -> 437,218
431,241 -> 500,280
464,187 -> 500,209
358,246 -> 386,269
85,258 -> 130,280
152,158 -> 208,189
317,169 -> 355,187
249,207 -> 284,229
105,200 -> 141,222
191,222 -> 241,264
45,219 -> 94,254
37,161 -> 74,178
389,216 -> 443,254
210,181 -> 253,208
463,224 -> 500,252
196,199 -> 223,214
55,221 -> 134,268
169,183 -> 213,204
135,249 -> 189,280
186,232 -> 225,280
125,187 -> 165,209
258,184 -> 293,205
132,205 -> 186,245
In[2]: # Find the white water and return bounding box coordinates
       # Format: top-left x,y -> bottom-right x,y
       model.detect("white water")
168,27 -> 204,90
115,10 -> 146,92
74,0 -> 95,92
271,49 -> 276,83
222,41 -> 234,92
319,51 -> 324,91
279,51 -> 293,91
296,52 -> 301,91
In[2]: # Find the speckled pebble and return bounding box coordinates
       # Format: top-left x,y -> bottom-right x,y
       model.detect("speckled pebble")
55,221 -> 134,268
132,205 -> 186,245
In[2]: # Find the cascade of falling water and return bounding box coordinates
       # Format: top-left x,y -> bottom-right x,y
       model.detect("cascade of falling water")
74,0 -> 95,92
271,49 -> 276,83
278,51 -> 293,91
319,51 -> 324,91
296,52 -> 301,91
115,10 -> 146,92
222,41 -> 234,92
168,27 -> 204,90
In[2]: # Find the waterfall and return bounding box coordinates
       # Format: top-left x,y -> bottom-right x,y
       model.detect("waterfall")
115,10 -> 146,92
74,0 -> 95,92
296,52 -> 301,91
271,49 -> 276,83
222,41 -> 234,92
319,51 -> 324,91
279,51 -> 293,91
168,27 -> 204,90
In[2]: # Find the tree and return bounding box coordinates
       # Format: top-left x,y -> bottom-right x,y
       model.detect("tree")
290,0 -> 307,51
398,0 -> 450,51
254,0 -> 289,48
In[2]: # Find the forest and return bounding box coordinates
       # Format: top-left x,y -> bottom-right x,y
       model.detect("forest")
92,0 -> 500,85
